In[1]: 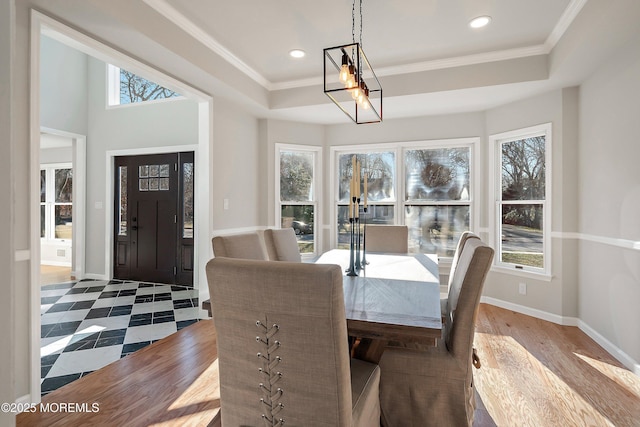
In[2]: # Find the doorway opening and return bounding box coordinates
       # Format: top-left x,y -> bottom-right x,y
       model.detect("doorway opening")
114,152 -> 194,285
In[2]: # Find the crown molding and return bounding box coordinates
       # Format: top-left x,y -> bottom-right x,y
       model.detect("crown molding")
143,0 -> 586,92
545,0 -> 589,50
142,0 -> 272,89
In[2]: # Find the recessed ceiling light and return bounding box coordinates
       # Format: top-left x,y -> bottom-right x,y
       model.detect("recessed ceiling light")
469,15 -> 491,29
289,49 -> 306,58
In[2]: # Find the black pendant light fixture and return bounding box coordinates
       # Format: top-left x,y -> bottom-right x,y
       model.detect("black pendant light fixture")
323,0 -> 382,124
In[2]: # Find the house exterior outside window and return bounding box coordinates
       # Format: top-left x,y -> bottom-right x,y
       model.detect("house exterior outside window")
331,138 -> 478,257
276,144 -> 321,257
490,123 -> 552,276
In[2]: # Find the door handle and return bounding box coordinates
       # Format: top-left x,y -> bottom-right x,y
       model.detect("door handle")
132,225 -> 138,230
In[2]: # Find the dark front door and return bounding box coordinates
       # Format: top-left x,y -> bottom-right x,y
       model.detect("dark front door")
114,152 -> 194,285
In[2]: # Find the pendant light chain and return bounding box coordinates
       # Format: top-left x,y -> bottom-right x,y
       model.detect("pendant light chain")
359,0 -> 363,48
352,0 -> 356,45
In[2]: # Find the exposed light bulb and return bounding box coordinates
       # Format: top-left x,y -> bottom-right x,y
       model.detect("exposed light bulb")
339,54 -> 349,84
346,65 -> 356,88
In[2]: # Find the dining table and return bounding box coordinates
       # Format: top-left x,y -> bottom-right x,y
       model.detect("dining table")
315,249 -> 442,363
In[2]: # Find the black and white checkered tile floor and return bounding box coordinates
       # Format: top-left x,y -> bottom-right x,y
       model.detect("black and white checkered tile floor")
40,279 -> 200,396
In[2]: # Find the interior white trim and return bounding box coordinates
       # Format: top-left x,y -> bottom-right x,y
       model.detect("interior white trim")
40,126 -> 87,280
31,9 -> 214,404
552,231 -> 640,251
14,250 -> 31,262
142,0 -> 585,92
578,319 -> 640,377
544,0 -> 589,49
141,0 -> 270,89
481,296 -> 578,326
104,143 -> 200,282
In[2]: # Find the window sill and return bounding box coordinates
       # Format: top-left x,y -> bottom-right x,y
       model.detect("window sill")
490,265 -> 553,282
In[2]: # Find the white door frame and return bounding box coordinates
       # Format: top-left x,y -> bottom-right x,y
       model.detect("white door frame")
40,127 -> 87,278
30,10 -> 213,403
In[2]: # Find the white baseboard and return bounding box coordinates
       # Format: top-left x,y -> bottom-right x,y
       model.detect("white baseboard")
84,273 -> 109,281
15,393 -> 40,410
480,296 -> 579,326
480,296 -> 640,376
577,320 -> 640,376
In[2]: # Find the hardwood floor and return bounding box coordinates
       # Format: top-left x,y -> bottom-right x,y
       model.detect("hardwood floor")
40,265 -> 73,286
18,320 -> 221,427
473,304 -> 640,427
18,304 -> 640,426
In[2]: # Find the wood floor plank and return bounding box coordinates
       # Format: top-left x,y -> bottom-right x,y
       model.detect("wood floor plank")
17,303 -> 640,427
473,304 -> 640,427
18,320 -> 221,427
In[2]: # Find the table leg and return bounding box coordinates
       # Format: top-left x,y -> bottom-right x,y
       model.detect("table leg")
352,338 -> 388,364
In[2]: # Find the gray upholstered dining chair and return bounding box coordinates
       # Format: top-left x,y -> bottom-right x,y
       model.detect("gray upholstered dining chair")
378,237 -> 494,427
203,232 -> 269,318
441,231 -> 481,314
211,232 -> 268,260
206,257 -> 381,427
365,225 -> 409,253
263,228 -> 302,262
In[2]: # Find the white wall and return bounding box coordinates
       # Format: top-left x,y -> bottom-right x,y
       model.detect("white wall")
485,89 -> 580,319
85,56 -> 199,277
578,35 -> 640,366
1,0 -> 17,423
210,98 -> 261,233
260,119 -> 325,246
40,35 -> 87,135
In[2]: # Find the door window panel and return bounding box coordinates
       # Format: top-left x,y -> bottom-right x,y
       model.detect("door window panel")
183,162 -> 194,238
118,166 -> 127,236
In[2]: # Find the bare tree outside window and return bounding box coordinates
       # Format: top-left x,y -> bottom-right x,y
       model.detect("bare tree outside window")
500,135 -> 546,268
120,69 -> 180,104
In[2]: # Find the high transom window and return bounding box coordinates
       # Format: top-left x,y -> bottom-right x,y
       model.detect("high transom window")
107,64 -> 181,106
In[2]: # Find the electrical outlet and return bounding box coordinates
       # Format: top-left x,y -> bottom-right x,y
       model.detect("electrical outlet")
519,282 -> 527,295
223,199 -> 229,210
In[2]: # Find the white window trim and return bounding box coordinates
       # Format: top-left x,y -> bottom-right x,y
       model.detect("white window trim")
40,162 -> 73,244
489,123 -> 552,278
330,138 -> 480,255
106,64 -> 185,108
275,143 -> 322,259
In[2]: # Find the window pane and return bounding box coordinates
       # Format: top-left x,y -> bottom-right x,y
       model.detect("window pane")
55,168 -> 73,203
40,204 -> 45,238
54,205 -> 72,239
405,205 -> 470,256
405,147 -> 470,201
337,204 -> 395,249
120,68 -> 180,104
183,162 -> 194,238
40,170 -> 46,203
281,205 -> 314,253
501,204 -> 543,268
280,151 -> 314,202
118,166 -> 127,236
338,152 -> 395,203
501,136 -> 545,201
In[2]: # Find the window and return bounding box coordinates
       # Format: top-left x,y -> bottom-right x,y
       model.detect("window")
491,123 -> 551,275
276,144 -> 321,256
107,64 -> 180,106
335,150 -> 396,249
332,139 -> 477,256
40,164 -> 73,241
404,146 -> 472,256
